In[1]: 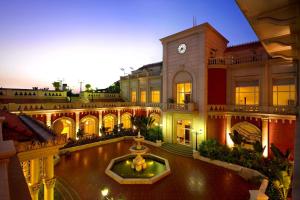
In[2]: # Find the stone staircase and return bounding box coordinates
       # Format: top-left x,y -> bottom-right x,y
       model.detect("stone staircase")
161,143 -> 193,158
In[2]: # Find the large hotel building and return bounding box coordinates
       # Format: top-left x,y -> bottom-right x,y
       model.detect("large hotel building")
0,1 -> 299,199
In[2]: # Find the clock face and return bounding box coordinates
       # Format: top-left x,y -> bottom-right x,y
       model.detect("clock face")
178,43 -> 187,54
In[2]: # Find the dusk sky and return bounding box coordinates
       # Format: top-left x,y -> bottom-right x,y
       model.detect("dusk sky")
0,0 -> 257,92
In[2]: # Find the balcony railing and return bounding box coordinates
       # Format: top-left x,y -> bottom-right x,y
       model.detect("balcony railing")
0,101 -> 199,112
208,104 -> 298,115
208,54 -> 266,65
0,102 -> 164,112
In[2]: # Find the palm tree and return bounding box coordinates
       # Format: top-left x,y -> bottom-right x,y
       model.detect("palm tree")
130,115 -> 155,135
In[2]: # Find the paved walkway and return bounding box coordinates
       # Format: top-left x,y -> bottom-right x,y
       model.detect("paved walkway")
55,140 -> 258,200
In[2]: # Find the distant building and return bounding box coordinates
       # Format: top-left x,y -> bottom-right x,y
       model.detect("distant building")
1,0 -> 300,198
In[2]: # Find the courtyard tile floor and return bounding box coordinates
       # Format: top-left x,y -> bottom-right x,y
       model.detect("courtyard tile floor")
55,140 -> 258,200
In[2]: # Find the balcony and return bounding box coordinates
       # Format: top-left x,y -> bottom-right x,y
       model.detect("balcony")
208,104 -> 298,115
208,54 -> 266,65
0,102 -> 164,112
164,103 -> 196,112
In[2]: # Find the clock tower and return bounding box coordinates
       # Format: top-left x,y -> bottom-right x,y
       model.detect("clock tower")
160,23 -> 228,147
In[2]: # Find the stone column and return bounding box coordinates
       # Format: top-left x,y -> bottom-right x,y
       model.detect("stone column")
29,159 -> 41,200
262,62 -> 269,112
261,117 -> 269,157
98,110 -> 103,135
117,109 -> 121,125
133,109 -> 136,116
146,109 -> 149,117
226,114 -> 233,147
146,77 -> 150,103
43,156 -> 55,200
46,113 -> 52,128
75,112 -> 80,138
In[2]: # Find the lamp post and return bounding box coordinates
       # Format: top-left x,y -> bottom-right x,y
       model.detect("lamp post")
195,129 -> 203,151
100,187 -> 112,200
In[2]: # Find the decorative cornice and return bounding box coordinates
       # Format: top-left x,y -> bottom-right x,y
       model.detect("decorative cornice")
43,177 -> 56,189
29,182 -> 41,194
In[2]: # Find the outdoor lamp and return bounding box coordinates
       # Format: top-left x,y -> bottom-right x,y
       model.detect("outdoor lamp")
101,187 -> 109,197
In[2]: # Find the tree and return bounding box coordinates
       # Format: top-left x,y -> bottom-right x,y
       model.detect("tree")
106,81 -> 120,93
76,128 -> 84,139
85,84 -> 91,91
52,81 -> 61,91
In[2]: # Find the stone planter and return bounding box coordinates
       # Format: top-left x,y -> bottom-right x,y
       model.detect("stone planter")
156,140 -> 162,146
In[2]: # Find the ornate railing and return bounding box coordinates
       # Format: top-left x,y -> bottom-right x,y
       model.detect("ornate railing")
0,101 -> 199,112
0,102 -> 163,112
208,104 -> 298,115
208,54 -> 266,65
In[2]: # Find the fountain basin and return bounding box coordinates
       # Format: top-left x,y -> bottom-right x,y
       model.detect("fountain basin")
129,145 -> 149,154
105,154 -> 171,184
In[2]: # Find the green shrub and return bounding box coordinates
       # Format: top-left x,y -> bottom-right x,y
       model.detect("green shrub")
198,139 -> 293,199
198,139 -> 229,160
146,126 -> 163,142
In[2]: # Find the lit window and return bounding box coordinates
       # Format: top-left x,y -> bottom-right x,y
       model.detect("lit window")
121,114 -> 132,129
273,79 -> 295,105
235,86 -> 259,105
104,115 -> 115,132
140,91 -> 146,103
131,91 -> 136,102
151,90 -> 160,103
176,83 -> 191,104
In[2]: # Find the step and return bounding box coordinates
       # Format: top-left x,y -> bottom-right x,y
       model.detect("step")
161,144 -> 193,152
160,143 -> 193,157
160,148 -> 192,154
160,148 -> 193,157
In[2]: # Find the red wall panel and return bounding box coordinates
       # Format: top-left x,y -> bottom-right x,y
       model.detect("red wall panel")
207,117 -> 226,145
207,68 -> 227,105
269,120 -> 295,158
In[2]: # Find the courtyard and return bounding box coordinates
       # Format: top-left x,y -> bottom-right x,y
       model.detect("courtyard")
55,140 -> 258,200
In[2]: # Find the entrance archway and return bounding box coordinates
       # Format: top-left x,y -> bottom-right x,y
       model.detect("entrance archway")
231,121 -> 261,144
80,115 -> 98,136
121,113 -> 132,129
103,114 -> 116,133
52,117 -> 75,139
176,119 -> 191,146
149,113 -> 161,126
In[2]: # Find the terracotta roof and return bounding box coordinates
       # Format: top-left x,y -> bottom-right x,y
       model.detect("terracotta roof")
0,111 -> 37,142
225,41 -> 262,52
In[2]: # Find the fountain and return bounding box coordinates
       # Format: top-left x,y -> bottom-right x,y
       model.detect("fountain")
105,131 -> 171,184
128,131 -> 148,171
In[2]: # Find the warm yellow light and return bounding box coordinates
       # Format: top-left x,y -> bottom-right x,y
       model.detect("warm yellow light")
147,161 -> 154,166
101,187 -> 109,197
226,132 -> 234,148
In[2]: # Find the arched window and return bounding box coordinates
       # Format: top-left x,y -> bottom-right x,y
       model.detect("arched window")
121,113 -> 132,129
103,115 -> 116,132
